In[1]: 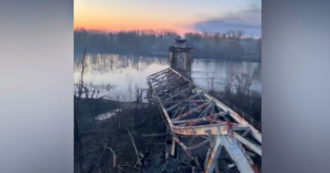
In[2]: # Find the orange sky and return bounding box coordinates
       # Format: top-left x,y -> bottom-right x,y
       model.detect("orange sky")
74,0 -> 261,35
74,1 -> 202,34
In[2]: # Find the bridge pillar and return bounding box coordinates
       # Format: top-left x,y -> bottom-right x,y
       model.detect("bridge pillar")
169,38 -> 193,79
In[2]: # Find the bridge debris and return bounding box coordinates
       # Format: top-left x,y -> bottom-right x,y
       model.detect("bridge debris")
147,67 -> 262,173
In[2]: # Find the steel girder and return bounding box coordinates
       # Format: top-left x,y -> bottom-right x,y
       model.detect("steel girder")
147,68 -> 262,173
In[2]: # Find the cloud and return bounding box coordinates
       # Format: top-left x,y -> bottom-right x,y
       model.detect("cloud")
192,5 -> 261,37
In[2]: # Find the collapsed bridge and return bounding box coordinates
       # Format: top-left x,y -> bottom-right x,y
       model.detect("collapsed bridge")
147,68 -> 262,173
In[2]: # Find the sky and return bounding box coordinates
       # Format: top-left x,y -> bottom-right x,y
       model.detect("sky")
74,0 -> 261,37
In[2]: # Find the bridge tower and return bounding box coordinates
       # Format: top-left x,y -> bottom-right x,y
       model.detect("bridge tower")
169,38 -> 193,79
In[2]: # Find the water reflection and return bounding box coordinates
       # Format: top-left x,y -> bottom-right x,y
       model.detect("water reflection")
192,59 -> 261,91
74,54 -> 169,101
74,54 -> 261,101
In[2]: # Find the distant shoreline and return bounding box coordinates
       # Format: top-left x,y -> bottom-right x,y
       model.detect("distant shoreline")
74,52 -> 261,63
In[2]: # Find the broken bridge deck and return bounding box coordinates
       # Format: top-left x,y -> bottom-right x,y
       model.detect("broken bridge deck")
147,68 -> 262,173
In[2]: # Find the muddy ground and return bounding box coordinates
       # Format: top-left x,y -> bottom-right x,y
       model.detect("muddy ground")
74,97 -> 199,173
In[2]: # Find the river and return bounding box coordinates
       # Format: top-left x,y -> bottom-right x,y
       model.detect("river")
74,54 -> 261,101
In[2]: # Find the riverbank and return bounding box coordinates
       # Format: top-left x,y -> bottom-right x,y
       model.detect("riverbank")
74,52 -> 261,63
74,97 -> 174,172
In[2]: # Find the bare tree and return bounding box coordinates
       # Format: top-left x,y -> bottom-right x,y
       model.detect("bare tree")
235,73 -> 252,96
75,48 -> 87,173
76,47 -> 88,100
224,63 -> 236,96
135,84 -> 143,103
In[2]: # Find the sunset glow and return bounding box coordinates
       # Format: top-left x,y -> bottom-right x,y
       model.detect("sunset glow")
75,0 -> 261,36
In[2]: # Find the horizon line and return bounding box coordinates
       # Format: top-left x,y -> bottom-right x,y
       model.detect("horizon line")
74,27 -> 261,39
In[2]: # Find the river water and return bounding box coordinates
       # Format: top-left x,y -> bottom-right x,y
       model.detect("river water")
74,54 -> 261,101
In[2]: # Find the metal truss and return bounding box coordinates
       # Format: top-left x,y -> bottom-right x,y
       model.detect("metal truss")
147,68 -> 262,173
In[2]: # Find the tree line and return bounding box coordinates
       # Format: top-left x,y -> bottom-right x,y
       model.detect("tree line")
75,29 -> 261,61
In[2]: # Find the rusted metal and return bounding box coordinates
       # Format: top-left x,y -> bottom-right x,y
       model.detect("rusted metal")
173,136 -> 194,159
201,91 -> 262,143
172,112 -> 227,126
233,132 -> 262,156
219,135 -> 255,173
188,139 -> 210,151
147,67 -> 262,173
174,101 -> 211,120
165,92 -> 200,111
204,137 -> 222,173
172,124 -> 228,136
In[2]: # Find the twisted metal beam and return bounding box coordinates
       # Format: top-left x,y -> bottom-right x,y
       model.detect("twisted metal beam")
147,68 -> 261,173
